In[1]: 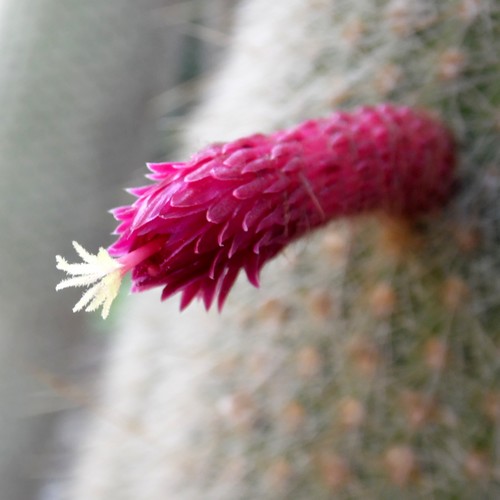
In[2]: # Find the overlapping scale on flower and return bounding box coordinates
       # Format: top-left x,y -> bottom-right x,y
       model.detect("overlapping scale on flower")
109,104 -> 456,310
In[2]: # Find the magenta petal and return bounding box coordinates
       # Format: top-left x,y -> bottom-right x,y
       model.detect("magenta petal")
217,266 -> 240,311
110,205 -> 136,220
170,183 -> 220,207
233,173 -> 277,200
264,175 -> 290,194
147,162 -> 176,174
206,196 -> 240,224
201,279 -> 217,310
159,205 -> 206,220
184,159 -> 221,183
242,200 -> 275,232
209,249 -> 226,280
253,232 -> 273,254
217,220 -> 232,246
211,165 -> 244,180
169,162 -> 190,170
131,184 -> 179,229
244,253 -> 262,288
282,157 -> 304,173
125,186 -> 152,198
194,228 -> 219,254
180,282 -> 201,310
224,148 -> 260,167
228,231 -> 253,259
256,207 -> 285,232
271,142 -> 303,160
241,157 -> 272,174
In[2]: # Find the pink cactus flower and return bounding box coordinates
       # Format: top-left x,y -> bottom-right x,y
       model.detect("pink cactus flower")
56,104 -> 456,318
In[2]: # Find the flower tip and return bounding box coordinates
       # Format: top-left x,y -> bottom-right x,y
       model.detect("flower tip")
55,241 -> 124,320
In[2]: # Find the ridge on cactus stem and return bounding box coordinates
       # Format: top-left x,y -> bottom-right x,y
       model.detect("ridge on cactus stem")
55,104 -> 456,319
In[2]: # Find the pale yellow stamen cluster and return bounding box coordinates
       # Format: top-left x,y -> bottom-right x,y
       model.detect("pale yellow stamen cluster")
55,241 -> 124,319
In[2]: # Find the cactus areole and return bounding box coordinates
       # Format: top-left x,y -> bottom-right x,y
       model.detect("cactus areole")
56,104 -> 456,318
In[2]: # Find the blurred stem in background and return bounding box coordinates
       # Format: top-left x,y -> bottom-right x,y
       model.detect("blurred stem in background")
0,1 -> 233,498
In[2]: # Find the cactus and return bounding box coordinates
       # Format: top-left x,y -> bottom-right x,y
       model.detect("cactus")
70,0 -> 500,498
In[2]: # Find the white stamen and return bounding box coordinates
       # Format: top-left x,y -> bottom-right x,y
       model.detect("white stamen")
56,241 -> 124,319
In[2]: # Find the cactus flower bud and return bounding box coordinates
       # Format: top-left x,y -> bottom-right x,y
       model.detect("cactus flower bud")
56,104 -> 456,318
